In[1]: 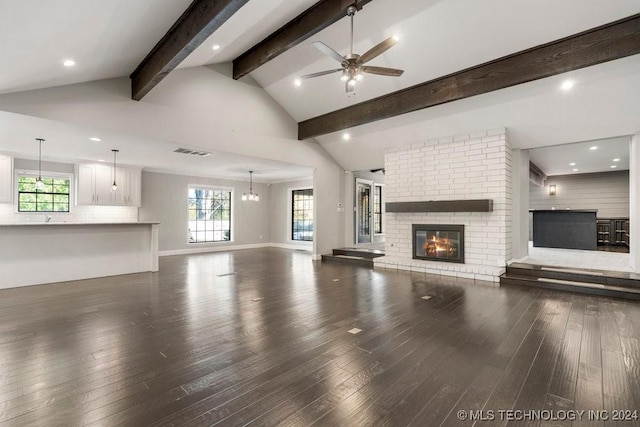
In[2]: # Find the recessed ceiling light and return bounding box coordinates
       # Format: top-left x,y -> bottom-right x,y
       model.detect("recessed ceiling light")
294,79 -> 302,87
590,146 -> 598,150
212,44 -> 220,50
342,133 -> 351,141
572,168 -> 579,172
613,158 -> 620,162
63,59 -> 76,67
89,137 -> 102,142
569,162 -> 576,166
611,165 -> 617,168
98,159 -> 105,162
561,80 -> 574,91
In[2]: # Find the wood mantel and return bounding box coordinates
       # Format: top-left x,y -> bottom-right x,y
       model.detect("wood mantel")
386,199 -> 493,213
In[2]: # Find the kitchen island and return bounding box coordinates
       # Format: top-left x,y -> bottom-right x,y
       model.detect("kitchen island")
0,222 -> 159,289
532,210 -> 597,250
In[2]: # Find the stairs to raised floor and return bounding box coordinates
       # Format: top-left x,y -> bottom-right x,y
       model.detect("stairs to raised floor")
500,262 -> 640,300
321,247 -> 385,268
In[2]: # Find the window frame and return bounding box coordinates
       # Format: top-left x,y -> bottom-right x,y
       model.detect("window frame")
14,169 -> 73,214
374,183 -> 385,235
187,185 -> 234,244
290,187 -> 314,243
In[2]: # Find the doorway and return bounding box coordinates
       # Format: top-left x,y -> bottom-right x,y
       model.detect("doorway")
356,179 -> 372,244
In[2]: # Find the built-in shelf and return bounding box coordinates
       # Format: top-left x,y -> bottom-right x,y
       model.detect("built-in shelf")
385,199 -> 493,213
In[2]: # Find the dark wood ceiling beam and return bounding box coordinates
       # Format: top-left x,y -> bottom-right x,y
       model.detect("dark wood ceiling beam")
298,13 -> 640,140
232,0 -> 372,80
131,0 -> 250,100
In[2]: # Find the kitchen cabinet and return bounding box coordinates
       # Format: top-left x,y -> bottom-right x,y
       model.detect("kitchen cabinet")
0,153 -> 13,203
76,163 -> 141,206
597,218 -> 629,247
113,167 -> 141,206
623,220 -> 630,247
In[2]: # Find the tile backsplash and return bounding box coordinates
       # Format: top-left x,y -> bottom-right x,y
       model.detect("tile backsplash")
0,203 -> 138,223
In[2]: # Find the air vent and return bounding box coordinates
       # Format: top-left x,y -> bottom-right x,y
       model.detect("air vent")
173,147 -> 211,157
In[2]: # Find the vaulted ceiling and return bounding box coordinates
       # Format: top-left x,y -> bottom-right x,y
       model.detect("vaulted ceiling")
0,0 -> 639,178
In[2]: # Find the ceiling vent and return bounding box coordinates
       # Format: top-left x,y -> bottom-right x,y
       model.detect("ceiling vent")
173,147 -> 211,157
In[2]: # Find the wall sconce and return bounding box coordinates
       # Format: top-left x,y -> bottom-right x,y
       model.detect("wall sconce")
548,184 -> 556,196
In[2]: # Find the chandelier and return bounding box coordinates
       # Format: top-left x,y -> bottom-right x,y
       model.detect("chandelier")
241,170 -> 259,201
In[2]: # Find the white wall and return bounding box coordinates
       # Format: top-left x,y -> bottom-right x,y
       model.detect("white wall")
268,179 -> 314,248
511,149 -> 529,260
530,171 -> 629,218
630,133 -> 639,272
376,129 -> 512,283
139,171 -> 270,253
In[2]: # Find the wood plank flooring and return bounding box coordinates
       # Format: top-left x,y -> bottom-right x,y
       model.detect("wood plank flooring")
1,248 -> 639,426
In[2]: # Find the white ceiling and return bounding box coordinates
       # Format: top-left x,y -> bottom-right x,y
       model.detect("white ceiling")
0,111 -> 312,183
529,136 -> 630,176
0,0 -> 193,95
0,0 -> 639,180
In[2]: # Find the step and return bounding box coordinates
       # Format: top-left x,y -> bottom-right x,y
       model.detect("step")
332,248 -> 385,259
500,273 -> 640,301
506,262 -> 640,289
321,254 -> 373,268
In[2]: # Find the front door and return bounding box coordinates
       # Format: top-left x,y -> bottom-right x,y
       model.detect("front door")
356,179 -> 373,244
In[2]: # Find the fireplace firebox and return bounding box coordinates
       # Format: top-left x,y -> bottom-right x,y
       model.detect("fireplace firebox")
412,224 -> 464,263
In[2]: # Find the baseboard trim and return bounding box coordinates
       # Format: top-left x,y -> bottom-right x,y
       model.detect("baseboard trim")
270,243 -> 313,251
160,243 -> 312,257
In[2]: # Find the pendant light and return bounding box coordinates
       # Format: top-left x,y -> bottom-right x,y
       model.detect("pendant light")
111,149 -> 119,191
241,171 -> 259,202
35,138 -> 46,191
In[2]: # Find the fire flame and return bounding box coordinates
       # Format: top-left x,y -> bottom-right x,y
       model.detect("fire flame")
424,235 -> 457,257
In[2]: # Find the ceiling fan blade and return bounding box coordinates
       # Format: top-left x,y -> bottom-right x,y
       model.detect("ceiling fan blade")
299,69 -> 343,80
362,66 -> 404,77
313,41 -> 346,64
358,37 -> 398,64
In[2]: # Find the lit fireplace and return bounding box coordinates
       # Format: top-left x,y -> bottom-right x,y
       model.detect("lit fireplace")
412,224 -> 464,263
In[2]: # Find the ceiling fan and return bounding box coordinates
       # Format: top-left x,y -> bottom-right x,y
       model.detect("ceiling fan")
297,5 -> 404,93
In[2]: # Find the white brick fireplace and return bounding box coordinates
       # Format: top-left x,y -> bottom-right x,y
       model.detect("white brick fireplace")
375,129 -> 512,283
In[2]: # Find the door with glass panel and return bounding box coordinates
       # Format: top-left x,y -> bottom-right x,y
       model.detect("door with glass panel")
356,179 -> 373,244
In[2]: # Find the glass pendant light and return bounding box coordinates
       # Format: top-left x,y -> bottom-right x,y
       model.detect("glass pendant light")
111,149 -> 119,191
242,171 -> 259,202
35,138 -> 46,191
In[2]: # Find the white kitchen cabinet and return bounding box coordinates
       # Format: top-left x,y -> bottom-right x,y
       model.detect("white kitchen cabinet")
0,153 -> 13,203
112,167 -> 141,206
125,168 -> 141,206
76,163 -> 141,206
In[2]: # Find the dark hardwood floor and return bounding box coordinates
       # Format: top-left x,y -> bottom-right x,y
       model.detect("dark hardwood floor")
1,248 -> 639,426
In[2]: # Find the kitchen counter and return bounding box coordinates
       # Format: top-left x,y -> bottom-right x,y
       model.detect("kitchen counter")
532,210 -> 597,250
0,221 -> 159,226
0,222 -> 159,289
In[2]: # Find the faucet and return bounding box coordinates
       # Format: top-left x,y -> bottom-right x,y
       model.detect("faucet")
45,215 -> 52,223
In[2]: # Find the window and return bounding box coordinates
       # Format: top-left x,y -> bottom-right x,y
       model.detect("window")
188,187 -> 231,243
292,188 -> 313,241
374,184 -> 383,234
17,173 -> 70,212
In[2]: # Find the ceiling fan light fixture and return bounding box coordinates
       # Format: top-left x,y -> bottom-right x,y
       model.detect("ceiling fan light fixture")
299,6 -> 404,94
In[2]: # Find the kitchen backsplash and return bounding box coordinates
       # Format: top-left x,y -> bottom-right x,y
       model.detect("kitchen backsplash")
0,203 -> 138,223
